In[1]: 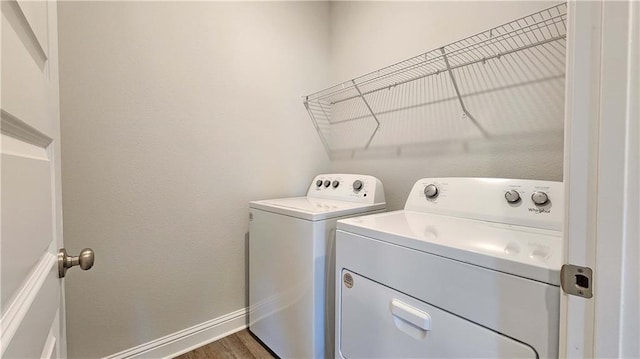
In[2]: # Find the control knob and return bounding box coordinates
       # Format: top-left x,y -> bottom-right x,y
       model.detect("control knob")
324,180 -> 331,188
332,180 -> 340,188
505,190 -> 521,203
316,180 -> 323,187
531,191 -> 549,205
424,184 -> 439,199
353,180 -> 363,192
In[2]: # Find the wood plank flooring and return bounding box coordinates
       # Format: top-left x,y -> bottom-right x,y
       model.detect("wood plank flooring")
174,329 -> 275,359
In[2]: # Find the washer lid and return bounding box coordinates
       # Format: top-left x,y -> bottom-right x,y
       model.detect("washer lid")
337,210 -> 562,285
250,197 -> 385,221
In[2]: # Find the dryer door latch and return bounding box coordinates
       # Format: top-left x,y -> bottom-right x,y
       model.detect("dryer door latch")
560,264 -> 593,298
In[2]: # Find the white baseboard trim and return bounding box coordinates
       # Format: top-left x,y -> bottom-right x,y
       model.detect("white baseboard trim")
105,308 -> 247,359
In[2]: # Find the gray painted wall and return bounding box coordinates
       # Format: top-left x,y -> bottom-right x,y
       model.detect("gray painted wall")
57,2 -> 330,357
328,1 -> 564,210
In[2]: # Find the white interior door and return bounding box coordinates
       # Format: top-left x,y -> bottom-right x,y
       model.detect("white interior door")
1,0 -> 67,357
562,1 -> 639,357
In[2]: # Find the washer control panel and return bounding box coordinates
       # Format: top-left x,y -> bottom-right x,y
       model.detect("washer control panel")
405,178 -> 563,231
308,174 -> 385,204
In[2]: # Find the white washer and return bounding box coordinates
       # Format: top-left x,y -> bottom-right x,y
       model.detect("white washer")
249,174 -> 385,359
335,177 -> 563,358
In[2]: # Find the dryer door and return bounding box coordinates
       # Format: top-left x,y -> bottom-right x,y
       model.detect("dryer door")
338,270 -> 537,358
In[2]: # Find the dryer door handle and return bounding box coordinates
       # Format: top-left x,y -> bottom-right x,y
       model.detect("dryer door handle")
390,299 -> 431,331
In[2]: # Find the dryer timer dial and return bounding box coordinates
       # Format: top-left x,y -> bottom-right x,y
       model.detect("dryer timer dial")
531,191 -> 549,205
505,190 -> 521,203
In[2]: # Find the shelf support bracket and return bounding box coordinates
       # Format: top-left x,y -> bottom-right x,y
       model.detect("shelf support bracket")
440,48 -> 490,138
352,80 -> 381,149
303,97 -> 332,156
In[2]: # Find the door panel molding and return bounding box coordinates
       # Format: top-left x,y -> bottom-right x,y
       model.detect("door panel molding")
1,0 -> 48,69
1,153 -> 55,305
1,109 -> 52,148
15,0 -> 49,56
0,251 -> 56,356
40,331 -> 57,359
2,262 -> 59,358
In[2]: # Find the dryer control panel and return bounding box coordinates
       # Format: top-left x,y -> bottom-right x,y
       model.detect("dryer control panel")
308,174 -> 385,204
404,178 -> 563,231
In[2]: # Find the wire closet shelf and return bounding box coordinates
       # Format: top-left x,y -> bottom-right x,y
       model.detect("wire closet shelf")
304,3 -> 567,158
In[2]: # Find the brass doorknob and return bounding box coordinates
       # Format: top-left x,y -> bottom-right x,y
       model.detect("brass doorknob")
58,248 -> 95,278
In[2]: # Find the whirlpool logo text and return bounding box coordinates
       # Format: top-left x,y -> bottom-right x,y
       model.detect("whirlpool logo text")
529,208 -> 551,214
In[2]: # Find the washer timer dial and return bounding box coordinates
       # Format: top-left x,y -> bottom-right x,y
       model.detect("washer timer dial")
352,180 -> 363,192
424,184 -> 439,199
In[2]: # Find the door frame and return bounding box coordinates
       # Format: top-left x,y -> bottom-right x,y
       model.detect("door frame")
561,0 -> 639,357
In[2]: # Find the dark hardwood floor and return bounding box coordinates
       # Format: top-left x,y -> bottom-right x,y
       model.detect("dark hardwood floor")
174,329 -> 275,359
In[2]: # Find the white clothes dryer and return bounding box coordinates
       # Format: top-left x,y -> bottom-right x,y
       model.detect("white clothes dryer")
249,174 -> 385,359
335,177 -> 563,358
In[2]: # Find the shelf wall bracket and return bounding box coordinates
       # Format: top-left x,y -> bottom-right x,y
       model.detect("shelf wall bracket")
440,47 -> 490,138
352,80 -> 381,149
